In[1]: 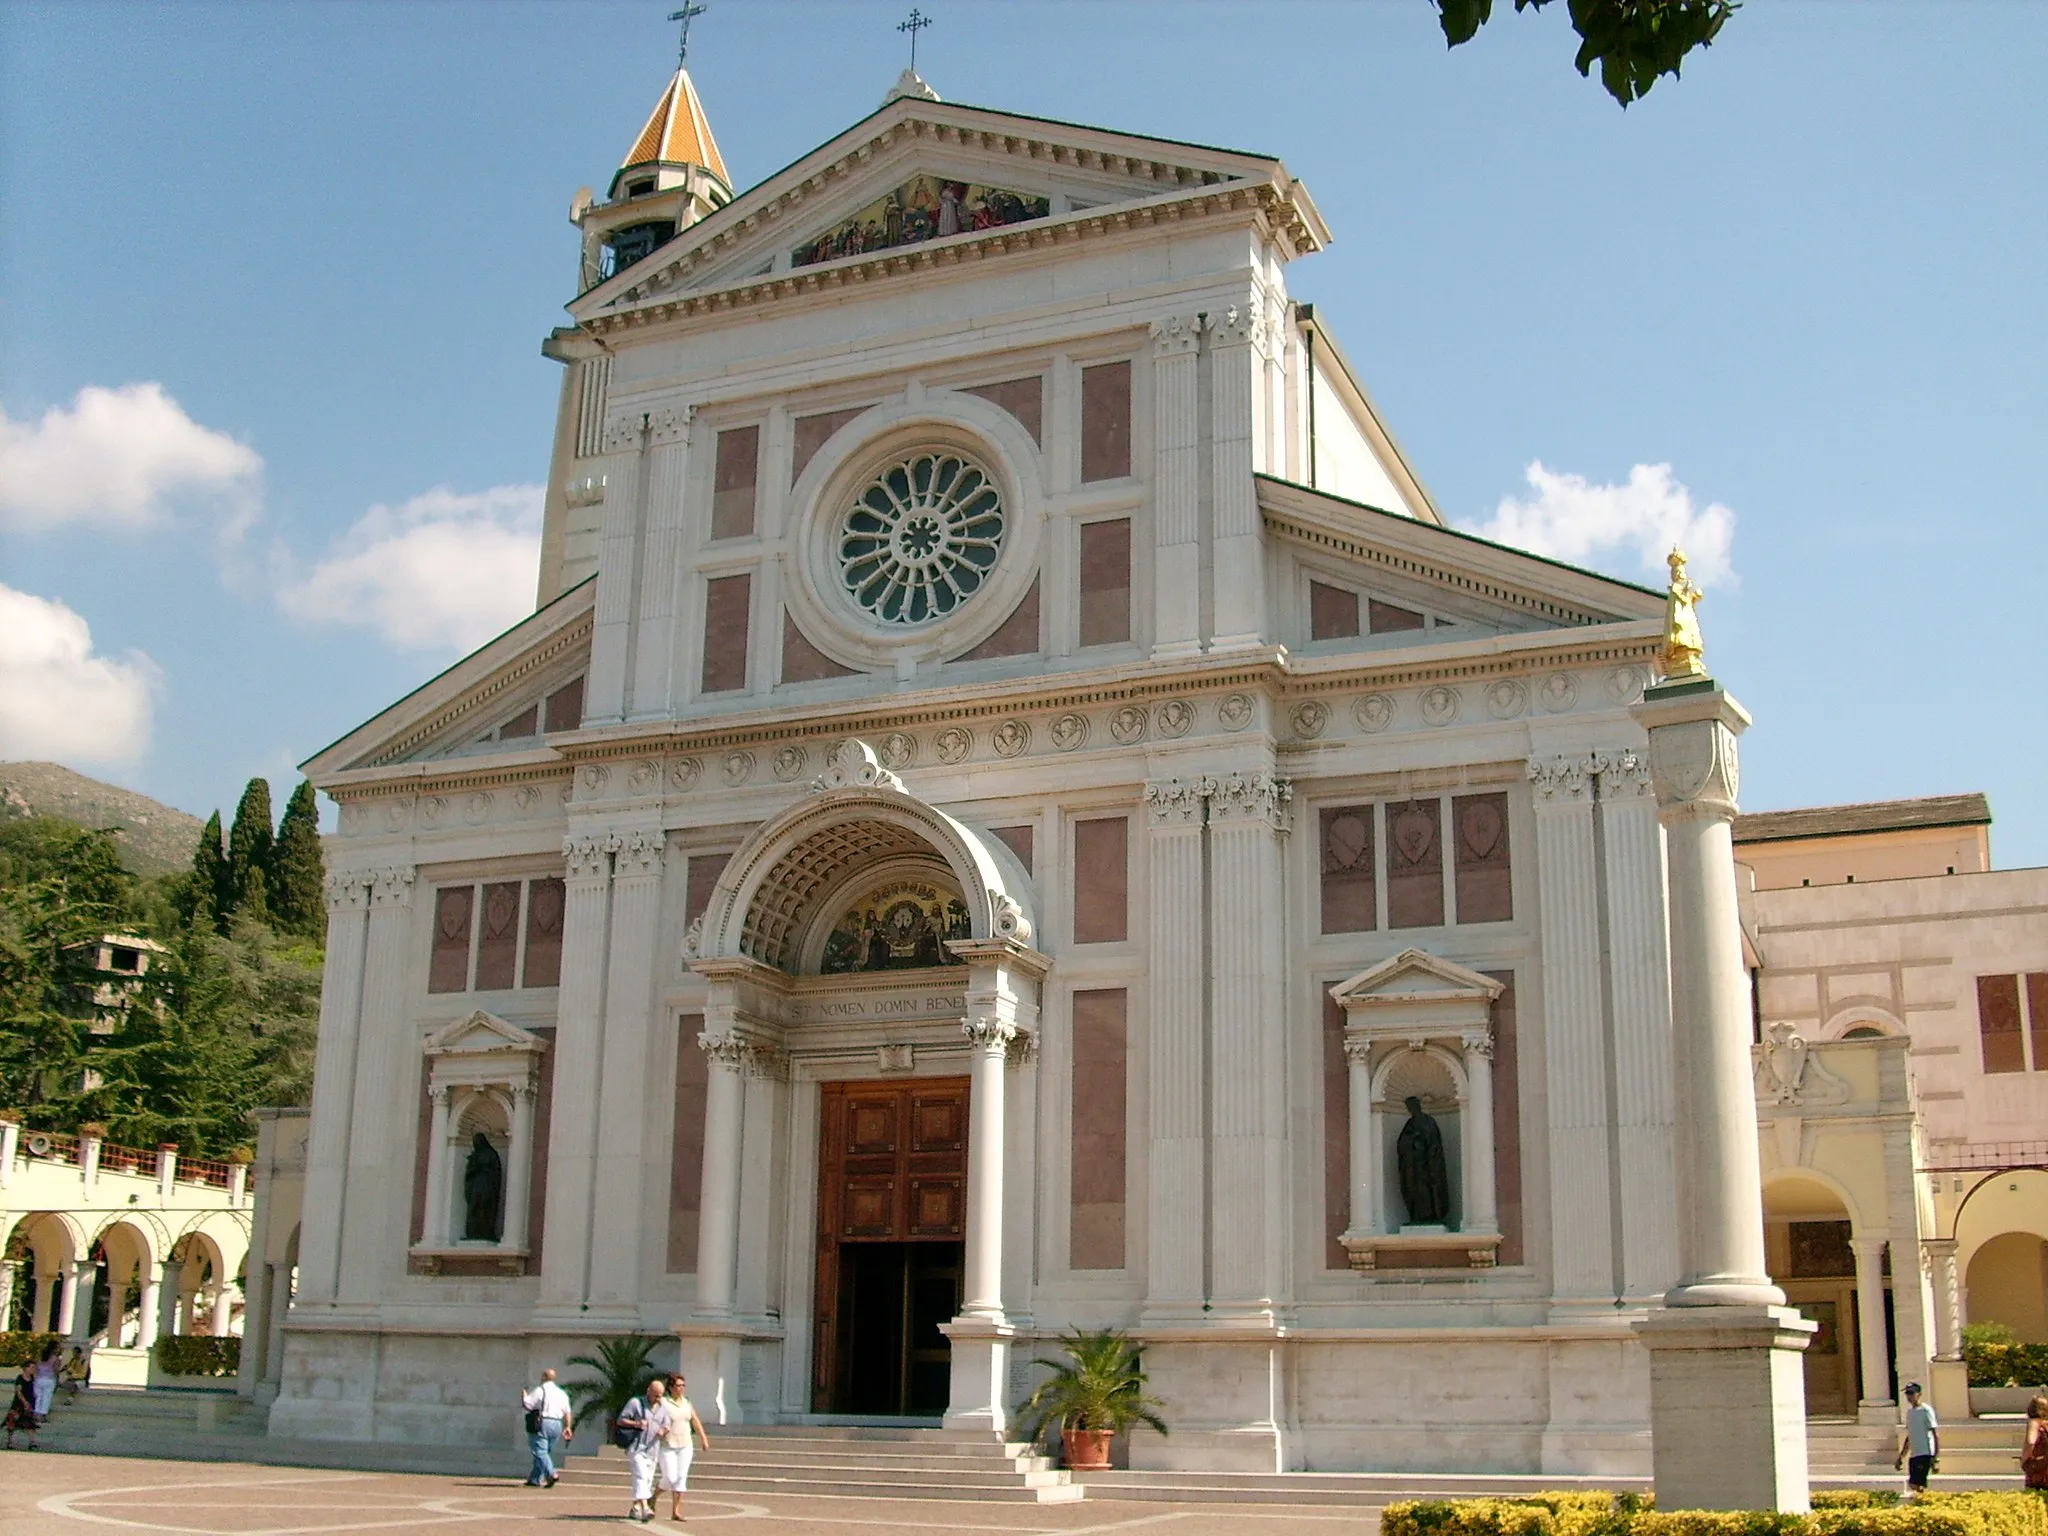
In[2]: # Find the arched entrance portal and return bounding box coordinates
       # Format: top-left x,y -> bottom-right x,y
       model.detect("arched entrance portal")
1765,1173 -> 1881,1416
681,741 -> 1045,1429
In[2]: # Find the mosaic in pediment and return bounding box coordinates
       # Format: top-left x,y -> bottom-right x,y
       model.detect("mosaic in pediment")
819,877 -> 971,974
791,176 -> 1051,268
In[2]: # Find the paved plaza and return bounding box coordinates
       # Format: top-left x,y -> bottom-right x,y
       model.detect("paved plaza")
4,1453 -> 1384,1536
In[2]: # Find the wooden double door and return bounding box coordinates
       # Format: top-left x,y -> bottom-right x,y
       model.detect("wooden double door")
813,1078 -> 969,1415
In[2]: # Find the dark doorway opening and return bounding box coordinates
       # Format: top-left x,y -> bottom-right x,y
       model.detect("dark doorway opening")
834,1240 -> 962,1416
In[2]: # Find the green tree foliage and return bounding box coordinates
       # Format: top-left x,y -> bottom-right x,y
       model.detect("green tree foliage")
1434,0 -> 1736,107
225,778 -> 274,923
269,780 -> 327,940
0,807 -> 322,1157
184,811 -> 230,934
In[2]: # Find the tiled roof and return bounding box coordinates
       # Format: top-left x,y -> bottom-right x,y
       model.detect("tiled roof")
622,68 -> 727,184
1732,793 -> 1991,845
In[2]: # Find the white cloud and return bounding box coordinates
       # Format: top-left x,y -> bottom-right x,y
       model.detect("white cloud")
1464,461 -> 1736,588
0,584 -> 159,764
278,485 -> 544,652
0,383 -> 262,533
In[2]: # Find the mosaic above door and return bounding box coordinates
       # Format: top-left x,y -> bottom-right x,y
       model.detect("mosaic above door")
819,877 -> 972,973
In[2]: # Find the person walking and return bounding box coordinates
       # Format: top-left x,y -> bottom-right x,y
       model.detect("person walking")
619,1377 -> 667,1522
658,1374 -> 712,1523
31,1345 -> 58,1427
519,1367 -> 573,1488
1894,1381 -> 1940,1495
2021,1394 -> 2048,1493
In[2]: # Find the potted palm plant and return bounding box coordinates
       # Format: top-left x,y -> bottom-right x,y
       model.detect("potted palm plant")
564,1333 -> 662,1459
1019,1328 -> 1167,1471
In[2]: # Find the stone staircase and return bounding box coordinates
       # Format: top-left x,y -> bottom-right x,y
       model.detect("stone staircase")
559,1423 -> 1083,1504
1806,1417 -> 2026,1480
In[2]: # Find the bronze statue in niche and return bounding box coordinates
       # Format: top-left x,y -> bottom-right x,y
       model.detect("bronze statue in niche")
462,1130 -> 504,1242
1395,1095 -> 1452,1227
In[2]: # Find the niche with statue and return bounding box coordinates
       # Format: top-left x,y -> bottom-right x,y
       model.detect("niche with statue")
410,1010 -> 548,1276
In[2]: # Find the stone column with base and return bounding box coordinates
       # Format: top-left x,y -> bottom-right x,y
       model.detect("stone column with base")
1852,1236 -> 1895,1422
1922,1237 -> 1969,1420
680,1027 -> 751,1426
1631,678 -> 1813,1512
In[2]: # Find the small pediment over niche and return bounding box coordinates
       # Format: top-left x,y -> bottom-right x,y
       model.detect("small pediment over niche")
789,173 -> 1051,267
1331,950 -> 1505,1010
426,1009 -> 548,1058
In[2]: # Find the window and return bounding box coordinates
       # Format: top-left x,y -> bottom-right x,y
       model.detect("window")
1318,793 -> 1515,935
711,427 -> 760,540
427,877 -> 568,994
474,678 -> 582,745
1978,973 -> 2048,1073
1080,361 -> 1131,482
1310,581 -> 1360,641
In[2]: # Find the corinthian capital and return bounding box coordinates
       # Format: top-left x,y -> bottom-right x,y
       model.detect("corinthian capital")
324,870 -> 371,913
1591,748 -> 1655,801
1143,775 -> 1213,827
1149,313 -> 1203,357
369,865 -> 416,906
1206,297 -> 1261,349
563,834 -> 612,882
612,828 -> 666,879
699,1034 -> 753,1073
962,1015 -> 1017,1053
1526,753 -> 1596,805
1208,770 -> 1292,832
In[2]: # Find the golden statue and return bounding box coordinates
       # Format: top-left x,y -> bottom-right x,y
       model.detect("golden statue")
1660,547 -> 1706,679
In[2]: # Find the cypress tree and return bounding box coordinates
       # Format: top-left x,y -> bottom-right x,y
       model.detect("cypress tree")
269,780 -> 326,940
188,812 -> 229,933
225,779 -> 274,926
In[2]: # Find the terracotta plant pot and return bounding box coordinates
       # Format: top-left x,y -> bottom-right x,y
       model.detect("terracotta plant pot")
1061,1427 -> 1114,1470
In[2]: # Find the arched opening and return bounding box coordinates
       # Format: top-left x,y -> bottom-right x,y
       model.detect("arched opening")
1966,1232 -> 2048,1343
1764,1173 -> 1879,1416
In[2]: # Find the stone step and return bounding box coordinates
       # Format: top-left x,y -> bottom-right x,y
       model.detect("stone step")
559,1465 -> 1084,1503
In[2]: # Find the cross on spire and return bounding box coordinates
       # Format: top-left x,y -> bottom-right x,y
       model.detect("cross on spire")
668,2 -> 707,68
898,8 -> 933,71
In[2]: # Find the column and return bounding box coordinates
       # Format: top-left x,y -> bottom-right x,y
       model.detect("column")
535,833 -> 614,1313
1343,1039 -> 1378,1246
136,1269 -> 161,1350
1141,776 -> 1209,1317
628,417 -> 691,718
31,1260 -> 55,1331
1208,297 -> 1266,652
1527,753 -> 1618,1313
680,1027 -> 749,1426
337,865 -> 416,1301
586,829 -> 666,1311
1206,770 -> 1290,1313
1852,1237 -> 1893,1417
155,1261 -> 183,1339
63,1259 -> 93,1341
961,1018 -> 1013,1320
295,870 -> 371,1305
941,940 -> 1041,1434
209,1286 -> 233,1337
80,1129 -> 102,1196
418,1085 -> 454,1248
586,411 -> 648,720
157,1144 -> 177,1202
1597,748 -> 1681,1303
501,1082 -> 537,1253
1630,681 -> 1811,1513
1461,1031 -> 1499,1237
1925,1238 -> 1961,1357
1149,315 -> 1203,658
0,1259 -> 14,1329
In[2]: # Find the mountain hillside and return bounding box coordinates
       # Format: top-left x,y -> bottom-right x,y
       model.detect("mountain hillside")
0,761 -> 205,878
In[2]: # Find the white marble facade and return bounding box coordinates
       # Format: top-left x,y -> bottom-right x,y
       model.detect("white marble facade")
276,71 -> 1702,1474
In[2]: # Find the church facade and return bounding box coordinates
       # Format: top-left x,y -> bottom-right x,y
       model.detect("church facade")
279,66 -> 1707,1475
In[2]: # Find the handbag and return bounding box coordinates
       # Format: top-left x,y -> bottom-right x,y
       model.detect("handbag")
612,1399 -> 642,1451
524,1407 -> 542,1434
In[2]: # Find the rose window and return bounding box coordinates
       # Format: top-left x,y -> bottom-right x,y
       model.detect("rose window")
838,452 -> 1005,624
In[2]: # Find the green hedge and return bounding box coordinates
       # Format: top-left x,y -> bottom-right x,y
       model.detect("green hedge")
0,1331 -> 63,1366
1382,1494 -> 2043,1536
153,1335 -> 240,1377
1964,1340 -> 2048,1388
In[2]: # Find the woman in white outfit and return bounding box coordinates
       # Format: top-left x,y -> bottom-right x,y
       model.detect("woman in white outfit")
659,1374 -> 711,1522
620,1377 -> 667,1522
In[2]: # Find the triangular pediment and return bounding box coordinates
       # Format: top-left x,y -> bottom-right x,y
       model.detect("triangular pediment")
571,95 -> 1325,322
426,1009 -> 547,1057
1259,475 -> 1665,647
1330,949 -> 1505,1009
300,577 -> 593,782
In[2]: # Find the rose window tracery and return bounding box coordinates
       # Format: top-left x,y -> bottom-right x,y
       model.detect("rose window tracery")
838,452 -> 1005,624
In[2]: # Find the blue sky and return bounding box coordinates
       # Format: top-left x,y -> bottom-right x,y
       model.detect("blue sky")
2,2 -> 2043,864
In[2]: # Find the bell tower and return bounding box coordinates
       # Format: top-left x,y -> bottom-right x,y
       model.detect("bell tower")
570,61 -> 732,292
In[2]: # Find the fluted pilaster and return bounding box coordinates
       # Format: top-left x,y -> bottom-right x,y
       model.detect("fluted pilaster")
296,868 -> 372,1304
1149,314 -> 1203,658
337,865 -> 415,1300
1142,775 -> 1209,1311
628,415 -> 692,718
536,833 -> 617,1310
1208,297 -> 1266,651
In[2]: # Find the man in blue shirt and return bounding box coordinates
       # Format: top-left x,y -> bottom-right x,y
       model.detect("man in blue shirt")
1894,1382 -> 1939,1493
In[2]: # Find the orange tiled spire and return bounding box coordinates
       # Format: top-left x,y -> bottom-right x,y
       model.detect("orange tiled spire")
620,68 -> 727,185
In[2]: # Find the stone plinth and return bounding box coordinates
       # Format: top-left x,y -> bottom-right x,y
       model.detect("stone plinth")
1634,1306 -> 1815,1511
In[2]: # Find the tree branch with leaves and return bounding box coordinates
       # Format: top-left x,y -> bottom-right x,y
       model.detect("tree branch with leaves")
1435,0 -> 1736,107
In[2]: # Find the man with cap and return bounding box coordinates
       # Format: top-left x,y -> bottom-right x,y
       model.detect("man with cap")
1894,1382 -> 1940,1494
